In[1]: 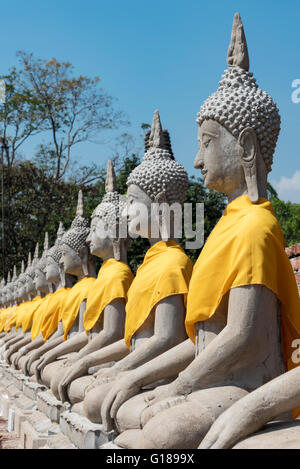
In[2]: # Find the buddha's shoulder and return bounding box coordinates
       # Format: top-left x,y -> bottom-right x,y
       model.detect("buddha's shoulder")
239,207 -> 282,239
164,244 -> 193,269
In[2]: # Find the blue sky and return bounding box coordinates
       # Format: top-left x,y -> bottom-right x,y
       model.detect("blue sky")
1,0 -> 300,201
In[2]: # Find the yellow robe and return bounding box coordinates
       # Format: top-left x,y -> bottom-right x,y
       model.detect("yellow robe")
41,287 -> 71,341
61,276 -> 96,340
84,258 -> 133,333
185,195 -> 300,415
3,305 -> 18,332
15,301 -> 33,331
31,293 -> 54,341
0,307 -> 12,333
124,240 -> 194,348
21,296 -> 44,333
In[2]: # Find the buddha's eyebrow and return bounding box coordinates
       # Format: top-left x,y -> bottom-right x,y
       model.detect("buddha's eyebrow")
202,131 -> 219,138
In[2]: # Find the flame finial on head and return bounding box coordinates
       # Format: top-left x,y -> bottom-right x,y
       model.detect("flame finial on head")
227,12 -> 249,71
34,242 -> 39,260
149,110 -> 164,150
76,190 -> 85,218
105,160 -> 117,193
43,232 -> 49,253
57,222 -> 65,241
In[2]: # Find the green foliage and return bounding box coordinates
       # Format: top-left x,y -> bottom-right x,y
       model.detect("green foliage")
271,197 -> 300,246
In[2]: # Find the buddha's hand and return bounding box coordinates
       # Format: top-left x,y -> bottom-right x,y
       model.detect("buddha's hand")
199,401 -> 255,449
95,367 -> 127,385
23,356 -> 32,376
62,355 -> 78,367
140,377 -> 190,427
35,352 -> 53,383
101,374 -> 141,432
13,347 -> 27,367
58,359 -> 89,403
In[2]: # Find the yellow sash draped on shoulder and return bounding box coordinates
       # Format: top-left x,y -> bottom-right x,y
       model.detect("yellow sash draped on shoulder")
21,296 -> 43,333
61,276 -> 96,340
15,301 -> 32,331
41,287 -> 70,341
3,305 -> 18,332
84,258 -> 133,333
185,195 -> 300,415
0,307 -> 12,333
124,240 -> 194,348
31,293 -> 55,341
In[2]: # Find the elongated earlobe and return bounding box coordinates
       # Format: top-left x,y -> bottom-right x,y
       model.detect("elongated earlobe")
112,238 -> 121,261
239,127 -> 259,203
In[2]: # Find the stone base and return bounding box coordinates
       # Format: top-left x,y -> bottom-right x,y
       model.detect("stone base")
37,390 -> 69,423
23,380 -> 47,401
60,411 -> 115,449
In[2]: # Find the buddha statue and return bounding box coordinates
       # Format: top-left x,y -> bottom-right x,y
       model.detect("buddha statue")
46,160 -> 134,404
4,261 -> 29,348
6,242 -> 47,366
35,190 -> 96,387
3,266 -> 19,342
16,233 -> 56,373
98,13 -> 300,449
75,110 -> 193,424
22,222 -> 74,377
200,361 -> 300,449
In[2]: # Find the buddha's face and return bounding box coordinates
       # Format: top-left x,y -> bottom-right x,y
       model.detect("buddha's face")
126,184 -> 154,239
18,282 -> 27,301
60,243 -> 83,276
194,119 -> 245,195
34,268 -> 48,292
25,275 -> 37,296
46,257 -> 60,284
86,217 -> 113,259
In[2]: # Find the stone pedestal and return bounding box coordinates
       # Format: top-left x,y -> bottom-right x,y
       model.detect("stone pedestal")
59,411 -> 115,449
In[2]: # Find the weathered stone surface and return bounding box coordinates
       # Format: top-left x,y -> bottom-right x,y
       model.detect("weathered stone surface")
233,420 -> 300,449
37,390 -> 69,423
60,411 -> 115,449
23,380 -> 47,401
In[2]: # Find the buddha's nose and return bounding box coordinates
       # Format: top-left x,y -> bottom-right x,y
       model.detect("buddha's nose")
194,150 -> 204,170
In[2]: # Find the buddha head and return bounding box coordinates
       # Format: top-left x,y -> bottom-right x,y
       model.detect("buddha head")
25,245 -> 39,297
46,222 -> 65,284
10,266 -> 18,305
34,233 -> 50,293
0,278 -> 5,307
87,160 -> 128,262
126,110 -> 188,240
194,13 -> 280,202
17,260 -> 28,301
4,272 -> 11,305
60,190 -> 94,277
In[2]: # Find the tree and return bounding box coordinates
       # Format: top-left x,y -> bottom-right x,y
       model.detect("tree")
15,51 -> 127,182
271,197 -> 300,247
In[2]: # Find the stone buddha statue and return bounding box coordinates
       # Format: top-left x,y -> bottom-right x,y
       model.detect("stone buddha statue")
200,360 -> 300,449
3,266 -> 19,340
15,233 -> 54,373
35,190 -> 96,387
6,242 -> 48,366
22,222 -> 74,377
46,160 -> 133,404
75,110 -> 193,424
98,13 -> 299,449
4,261 -> 29,347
